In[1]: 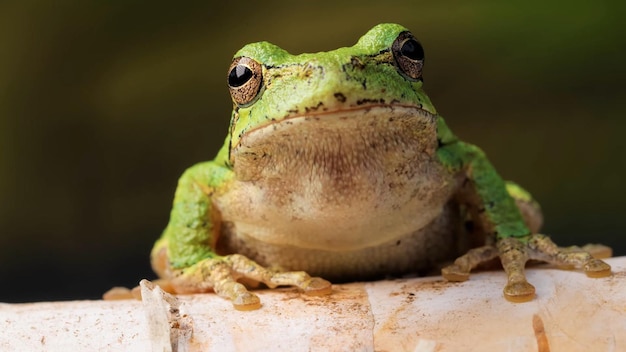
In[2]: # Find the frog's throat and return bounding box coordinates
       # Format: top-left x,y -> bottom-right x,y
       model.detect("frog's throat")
223,105 -> 447,251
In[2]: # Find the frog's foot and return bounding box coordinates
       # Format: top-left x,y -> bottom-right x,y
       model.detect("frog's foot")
442,234 -> 612,303
441,245 -> 499,282
172,254 -> 332,311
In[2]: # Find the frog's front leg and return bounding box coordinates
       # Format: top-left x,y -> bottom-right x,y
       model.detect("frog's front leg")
160,254 -> 332,311
152,161 -> 330,310
437,141 -> 611,302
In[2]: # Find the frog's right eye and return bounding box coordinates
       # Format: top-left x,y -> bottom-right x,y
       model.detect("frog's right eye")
228,57 -> 263,106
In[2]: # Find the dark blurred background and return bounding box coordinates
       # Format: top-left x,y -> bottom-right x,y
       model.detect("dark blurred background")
1,1 -> 624,302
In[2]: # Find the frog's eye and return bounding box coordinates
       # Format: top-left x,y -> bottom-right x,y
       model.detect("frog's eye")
228,57 -> 263,106
391,31 -> 424,81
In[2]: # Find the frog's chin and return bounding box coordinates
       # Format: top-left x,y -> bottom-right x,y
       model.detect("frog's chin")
220,104 -> 450,252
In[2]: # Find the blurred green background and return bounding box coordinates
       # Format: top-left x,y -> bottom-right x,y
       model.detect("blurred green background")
1,1 -> 624,302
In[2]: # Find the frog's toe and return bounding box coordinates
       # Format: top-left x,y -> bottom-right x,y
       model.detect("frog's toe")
213,279 -> 263,310
503,281 -> 536,303
441,264 -> 470,282
232,291 -> 262,311
525,234 -> 612,277
580,243 -> 613,259
441,245 -> 499,282
301,277 -> 332,296
584,258 -> 612,278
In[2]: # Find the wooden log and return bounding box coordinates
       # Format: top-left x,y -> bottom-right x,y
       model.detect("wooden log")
1,256 -> 625,351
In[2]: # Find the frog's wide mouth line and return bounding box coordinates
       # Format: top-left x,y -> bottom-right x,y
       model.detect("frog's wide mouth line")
280,103 -> 432,120
233,104 -> 436,149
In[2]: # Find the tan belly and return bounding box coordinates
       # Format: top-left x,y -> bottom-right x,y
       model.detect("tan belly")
216,201 -> 465,280
216,158 -> 458,251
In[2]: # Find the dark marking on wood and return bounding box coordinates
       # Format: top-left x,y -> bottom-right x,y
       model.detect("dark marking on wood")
533,314 -> 551,352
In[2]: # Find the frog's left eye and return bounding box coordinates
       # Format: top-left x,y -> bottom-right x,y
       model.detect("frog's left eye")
228,57 -> 263,106
392,31 -> 424,81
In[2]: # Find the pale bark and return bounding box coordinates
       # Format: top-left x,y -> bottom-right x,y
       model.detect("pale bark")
2,256 -> 625,352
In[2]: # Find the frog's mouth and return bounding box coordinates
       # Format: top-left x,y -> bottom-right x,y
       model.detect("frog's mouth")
231,104 -> 438,183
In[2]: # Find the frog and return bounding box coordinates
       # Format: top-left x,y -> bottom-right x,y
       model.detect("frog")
148,23 -> 611,310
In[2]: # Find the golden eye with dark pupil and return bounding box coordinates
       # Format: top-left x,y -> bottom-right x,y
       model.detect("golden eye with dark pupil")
392,31 -> 424,81
227,57 -> 263,106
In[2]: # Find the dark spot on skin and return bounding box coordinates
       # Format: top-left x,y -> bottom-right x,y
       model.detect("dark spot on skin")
396,240 -> 401,246
361,79 -> 367,90
287,109 -> 299,114
486,201 -> 495,209
357,98 -> 385,105
350,56 -> 365,69
464,220 -> 475,232
227,138 -> 233,162
334,92 -> 347,102
304,101 -> 324,113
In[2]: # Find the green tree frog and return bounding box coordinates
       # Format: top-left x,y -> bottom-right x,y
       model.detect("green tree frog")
149,23 -> 611,310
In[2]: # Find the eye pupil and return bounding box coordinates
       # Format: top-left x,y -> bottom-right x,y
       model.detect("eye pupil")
228,65 -> 253,88
400,39 -> 424,61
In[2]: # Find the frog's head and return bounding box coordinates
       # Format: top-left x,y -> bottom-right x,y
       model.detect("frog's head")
225,23 -> 438,169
